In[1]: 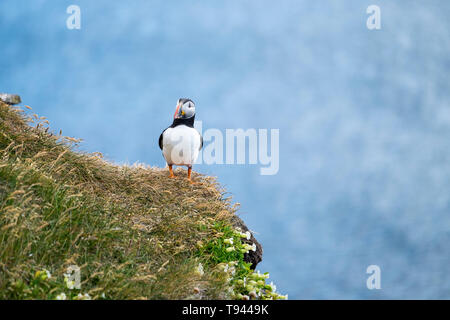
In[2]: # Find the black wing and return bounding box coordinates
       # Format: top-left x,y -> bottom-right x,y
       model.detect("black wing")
197,129 -> 203,150
158,129 -> 167,150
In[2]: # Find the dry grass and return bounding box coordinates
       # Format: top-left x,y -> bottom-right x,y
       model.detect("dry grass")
0,101 -> 237,299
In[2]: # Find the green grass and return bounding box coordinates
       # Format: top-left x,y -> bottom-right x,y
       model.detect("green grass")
0,101 -> 285,300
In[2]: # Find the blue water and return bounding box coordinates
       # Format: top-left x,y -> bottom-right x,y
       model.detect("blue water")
1,0 -> 449,299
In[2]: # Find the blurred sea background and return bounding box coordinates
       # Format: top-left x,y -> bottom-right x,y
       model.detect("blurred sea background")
1,0 -> 449,299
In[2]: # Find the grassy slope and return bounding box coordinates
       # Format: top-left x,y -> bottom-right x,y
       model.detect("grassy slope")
0,101 -> 284,300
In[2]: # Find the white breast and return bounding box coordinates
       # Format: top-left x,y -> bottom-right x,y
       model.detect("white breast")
162,125 -> 201,166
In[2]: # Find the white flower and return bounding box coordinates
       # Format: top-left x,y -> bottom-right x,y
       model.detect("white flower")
35,269 -> 51,280
269,281 -> 277,292
55,293 -> 66,300
196,263 -> 204,276
44,269 -> 52,279
274,293 -> 288,300
225,246 -> 235,252
224,238 -> 234,245
77,293 -> 91,300
225,265 -> 236,276
238,231 -> 251,240
64,276 -> 75,290
241,243 -> 256,252
67,281 -> 75,290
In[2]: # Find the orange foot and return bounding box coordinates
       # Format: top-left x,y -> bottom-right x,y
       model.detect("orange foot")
169,165 -> 175,178
187,167 -> 195,184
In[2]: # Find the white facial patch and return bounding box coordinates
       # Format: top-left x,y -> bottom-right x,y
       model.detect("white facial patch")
181,101 -> 195,119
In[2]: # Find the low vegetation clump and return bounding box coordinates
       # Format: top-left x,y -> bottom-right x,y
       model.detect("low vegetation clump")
0,101 -> 285,300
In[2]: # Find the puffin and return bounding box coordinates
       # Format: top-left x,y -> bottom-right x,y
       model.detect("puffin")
158,98 -> 203,182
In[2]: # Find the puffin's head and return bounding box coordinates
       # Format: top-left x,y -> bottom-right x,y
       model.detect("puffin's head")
174,98 -> 195,119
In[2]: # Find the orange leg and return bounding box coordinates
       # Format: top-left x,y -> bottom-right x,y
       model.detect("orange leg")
187,167 -> 193,183
168,165 -> 175,178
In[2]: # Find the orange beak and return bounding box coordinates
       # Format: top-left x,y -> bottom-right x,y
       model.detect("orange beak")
174,104 -> 180,119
